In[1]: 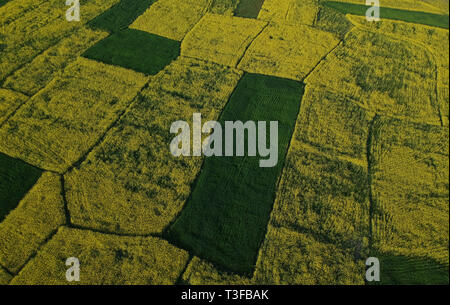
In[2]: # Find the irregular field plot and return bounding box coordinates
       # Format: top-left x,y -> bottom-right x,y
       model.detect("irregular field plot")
88,0 -> 156,33
295,86 -> 373,162
238,23 -> 340,81
0,172 -> 65,273
0,58 -> 148,173
167,74 -> 305,274
83,29 -> 180,75
234,0 -> 265,18
65,57 -> 242,235
306,28 -> 440,125
0,89 -> 27,125
254,225 -> 365,284
347,15 -> 449,126
130,0 -> 210,41
3,27 -> 109,96
370,117 -> 449,284
0,153 -> 42,222
181,14 -> 267,67
11,227 -> 189,284
258,0 -> 320,26
0,0 -> 119,82
324,1 -> 449,29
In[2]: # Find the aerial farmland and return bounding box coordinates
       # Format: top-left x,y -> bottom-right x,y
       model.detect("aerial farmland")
0,0 -> 448,286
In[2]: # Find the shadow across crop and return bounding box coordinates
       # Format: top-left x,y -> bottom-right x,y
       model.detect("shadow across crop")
324,1 -> 449,29
82,29 -> 180,75
0,153 -> 42,222
166,73 -> 305,274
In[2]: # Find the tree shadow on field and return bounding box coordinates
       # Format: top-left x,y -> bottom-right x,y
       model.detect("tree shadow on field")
368,252 -> 449,285
0,153 -> 42,222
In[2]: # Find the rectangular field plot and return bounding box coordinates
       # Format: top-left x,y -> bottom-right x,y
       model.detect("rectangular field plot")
324,1 -> 449,29
0,58 -> 148,173
238,23 -> 340,81
83,29 -> 180,75
0,153 -> 42,222
181,14 -> 267,67
295,86 -> 373,163
64,57 -> 242,235
130,0 -> 210,41
370,117 -> 449,284
167,74 -> 305,274
306,28 -> 441,125
88,0 -> 156,33
11,227 -> 189,285
234,0 -> 265,18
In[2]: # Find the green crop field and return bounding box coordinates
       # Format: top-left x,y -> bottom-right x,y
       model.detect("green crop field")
0,0 -> 448,286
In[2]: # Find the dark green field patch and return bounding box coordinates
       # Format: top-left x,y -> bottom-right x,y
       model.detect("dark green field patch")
0,153 -> 42,222
234,0 -> 265,19
324,1 -> 449,29
82,29 -> 180,75
88,0 -> 156,33
167,74 -> 305,274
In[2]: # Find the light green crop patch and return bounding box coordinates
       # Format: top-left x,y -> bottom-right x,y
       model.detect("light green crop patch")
306,28 -> 441,125
182,257 -> 252,285
64,57 -> 242,235
258,0 -> 320,26
0,172 -> 65,274
130,0 -> 211,41
0,58 -> 148,173
11,227 -> 190,284
270,149 -> 370,253
295,86 -> 374,163
181,14 -> 267,67
253,225 -> 365,284
370,117 -> 449,269
0,89 -> 27,126
0,266 -> 12,285
3,27 -> 109,96
238,23 -> 340,81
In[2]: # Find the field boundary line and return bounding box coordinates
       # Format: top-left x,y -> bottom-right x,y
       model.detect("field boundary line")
61,80 -> 151,176
235,21 -> 269,68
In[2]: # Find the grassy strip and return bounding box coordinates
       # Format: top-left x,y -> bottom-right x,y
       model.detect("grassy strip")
88,0 -> 156,33
167,73 -> 305,274
323,1 -> 449,29
0,153 -> 42,222
83,29 -> 180,75
234,0 -> 265,18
